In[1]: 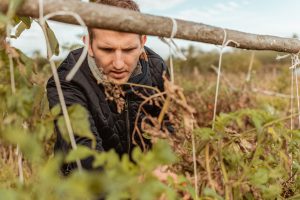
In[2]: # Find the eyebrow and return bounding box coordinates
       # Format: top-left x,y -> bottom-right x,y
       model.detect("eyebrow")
123,46 -> 138,50
96,45 -> 139,50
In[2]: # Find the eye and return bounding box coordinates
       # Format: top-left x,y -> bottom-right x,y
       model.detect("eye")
99,47 -> 114,52
123,48 -> 136,53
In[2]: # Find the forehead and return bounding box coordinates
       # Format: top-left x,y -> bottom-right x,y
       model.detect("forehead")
92,29 -> 141,47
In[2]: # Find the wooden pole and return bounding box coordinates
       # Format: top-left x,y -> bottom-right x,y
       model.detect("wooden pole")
0,0 -> 300,53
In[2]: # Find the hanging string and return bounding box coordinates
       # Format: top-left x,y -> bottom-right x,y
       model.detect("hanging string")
276,53 -> 300,128
283,54 -> 300,127
158,17 -> 198,198
41,11 -> 89,81
291,54 -> 300,127
212,29 -> 239,130
6,25 -> 16,94
291,63 -> 294,130
38,0 -> 83,171
290,53 -> 300,179
159,18 -> 186,83
277,52 -> 300,179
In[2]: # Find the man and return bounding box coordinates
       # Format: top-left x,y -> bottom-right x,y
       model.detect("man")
47,0 -> 168,174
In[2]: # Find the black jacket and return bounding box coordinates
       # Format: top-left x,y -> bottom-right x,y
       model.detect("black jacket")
47,47 -> 167,174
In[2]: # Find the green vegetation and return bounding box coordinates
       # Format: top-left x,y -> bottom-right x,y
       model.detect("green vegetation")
1,1 -> 300,199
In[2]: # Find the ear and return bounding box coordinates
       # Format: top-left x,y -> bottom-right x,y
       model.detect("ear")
83,35 -> 94,57
139,35 -> 148,61
140,35 -> 147,48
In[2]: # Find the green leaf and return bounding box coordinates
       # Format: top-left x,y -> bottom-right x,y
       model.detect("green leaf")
193,127 -> 215,141
137,140 -> 177,172
120,154 -> 135,173
12,17 -> 32,38
222,143 -> 243,169
36,121 -> 54,141
135,180 -> 175,200
14,21 -> 27,38
57,115 -> 71,144
93,152 -> 108,168
261,184 -> 282,200
65,145 -> 96,163
60,171 -> 104,199
19,17 -> 32,28
57,104 -> 96,148
249,167 -> 269,186
291,130 -> 300,143
105,150 -> 120,169
132,146 -> 143,163
50,104 -> 61,117
39,154 -> 63,181
152,140 -> 177,165
1,126 -> 43,163
45,21 -> 60,56
69,104 -> 96,148
203,188 -> 224,200
0,189 -> 20,200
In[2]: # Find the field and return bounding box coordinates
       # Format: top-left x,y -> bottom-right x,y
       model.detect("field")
1,5 -> 300,200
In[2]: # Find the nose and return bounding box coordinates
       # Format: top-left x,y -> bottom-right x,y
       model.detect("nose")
112,50 -> 125,70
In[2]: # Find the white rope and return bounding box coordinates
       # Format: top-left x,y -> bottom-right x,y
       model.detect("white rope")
277,52 -> 300,178
159,17 -> 197,198
169,18 -> 177,83
159,18 -> 186,83
38,0 -> 82,171
6,25 -> 16,94
276,54 -> 290,60
290,53 -> 300,179
212,29 -> 239,130
191,120 -> 198,199
290,63 -> 295,178
277,53 -> 296,128
291,55 -> 300,127
43,11 -> 89,81
291,66 -> 294,130
170,18 -> 177,39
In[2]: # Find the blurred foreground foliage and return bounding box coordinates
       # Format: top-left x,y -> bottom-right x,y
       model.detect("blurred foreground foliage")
1,1 -> 300,199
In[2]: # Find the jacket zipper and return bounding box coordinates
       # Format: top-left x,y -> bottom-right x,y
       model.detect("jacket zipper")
125,98 -> 131,154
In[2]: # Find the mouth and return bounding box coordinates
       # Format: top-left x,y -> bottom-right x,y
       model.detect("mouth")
109,71 -> 128,80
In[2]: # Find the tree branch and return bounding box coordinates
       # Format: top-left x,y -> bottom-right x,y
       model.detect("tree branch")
0,0 -> 300,53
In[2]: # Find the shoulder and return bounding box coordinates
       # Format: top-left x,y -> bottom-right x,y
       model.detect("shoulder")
144,46 -> 168,91
144,46 -> 167,69
47,48 -> 88,82
46,48 -> 91,97
57,48 -> 84,75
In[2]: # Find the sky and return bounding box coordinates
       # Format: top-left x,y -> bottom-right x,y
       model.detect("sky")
11,0 -> 300,59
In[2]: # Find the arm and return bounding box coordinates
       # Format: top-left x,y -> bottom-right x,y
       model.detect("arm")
47,73 -> 104,174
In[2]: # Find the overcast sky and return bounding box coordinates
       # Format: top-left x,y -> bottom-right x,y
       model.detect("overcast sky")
11,0 -> 300,59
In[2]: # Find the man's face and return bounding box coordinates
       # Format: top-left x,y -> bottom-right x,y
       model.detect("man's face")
88,29 -> 146,84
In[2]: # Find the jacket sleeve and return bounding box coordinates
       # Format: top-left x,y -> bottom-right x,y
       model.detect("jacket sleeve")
47,74 -> 104,174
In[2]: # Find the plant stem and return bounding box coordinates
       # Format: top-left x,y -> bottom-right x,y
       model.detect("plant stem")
158,96 -> 171,125
220,160 -> 230,200
205,144 -> 215,191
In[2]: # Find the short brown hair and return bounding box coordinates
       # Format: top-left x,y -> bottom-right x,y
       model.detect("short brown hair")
88,0 -> 140,43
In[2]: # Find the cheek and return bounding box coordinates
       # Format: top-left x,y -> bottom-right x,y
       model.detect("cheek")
93,53 -> 112,72
93,58 -> 105,74
126,52 -> 141,70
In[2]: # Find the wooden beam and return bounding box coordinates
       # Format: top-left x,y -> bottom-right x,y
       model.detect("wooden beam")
0,0 -> 300,53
